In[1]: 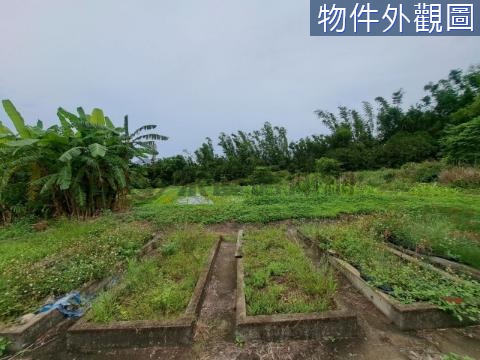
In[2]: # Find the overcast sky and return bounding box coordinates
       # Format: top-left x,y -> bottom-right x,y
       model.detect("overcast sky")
1,0 -> 479,157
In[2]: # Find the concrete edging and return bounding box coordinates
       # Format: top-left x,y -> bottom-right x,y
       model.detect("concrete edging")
235,230 -> 359,342
296,228 -> 476,330
234,229 -> 244,258
66,238 -> 222,352
0,266 -> 121,352
0,308 -> 64,353
386,243 -> 480,282
328,256 -> 467,330
0,234 -> 164,353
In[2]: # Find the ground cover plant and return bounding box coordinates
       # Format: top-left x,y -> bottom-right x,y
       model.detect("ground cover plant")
299,217 -> 480,322
442,353 -> 475,360
0,214 -> 155,324
133,181 -> 480,226
376,207 -> 480,269
88,225 -> 217,322
353,162 -> 480,191
0,336 -> 9,356
242,226 -> 337,316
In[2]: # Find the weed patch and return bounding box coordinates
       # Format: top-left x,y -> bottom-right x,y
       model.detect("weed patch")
375,208 -> 480,269
299,218 -> 480,322
243,226 -> 337,316
88,225 -> 216,322
0,215 -> 155,324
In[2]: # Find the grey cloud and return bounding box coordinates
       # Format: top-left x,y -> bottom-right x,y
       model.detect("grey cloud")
1,0 -> 479,156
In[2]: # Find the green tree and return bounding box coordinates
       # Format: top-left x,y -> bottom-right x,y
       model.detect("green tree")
442,116 -> 480,165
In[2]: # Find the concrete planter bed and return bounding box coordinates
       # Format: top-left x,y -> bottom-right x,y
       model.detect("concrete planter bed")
235,229 -> 359,342
0,236 -> 161,353
385,243 -> 480,282
0,276 -> 113,352
327,255 -> 470,330
296,229 -> 476,330
67,238 -> 221,352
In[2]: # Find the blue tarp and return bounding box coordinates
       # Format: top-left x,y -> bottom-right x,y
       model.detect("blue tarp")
35,291 -> 85,318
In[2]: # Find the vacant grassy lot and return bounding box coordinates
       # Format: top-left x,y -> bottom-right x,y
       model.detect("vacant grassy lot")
299,217 -> 480,322
88,225 -> 217,323
0,215 -> 155,324
0,177 -> 479,326
242,226 -> 337,316
133,183 -> 480,226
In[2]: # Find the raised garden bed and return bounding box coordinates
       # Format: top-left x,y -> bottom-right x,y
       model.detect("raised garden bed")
67,227 -> 221,352
0,219 -> 157,353
235,227 -> 359,341
298,219 -> 480,330
385,243 -> 480,282
328,256 -> 465,330
0,276 -> 114,352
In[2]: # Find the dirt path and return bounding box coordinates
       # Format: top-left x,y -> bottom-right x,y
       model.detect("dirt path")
189,239 -> 339,360
191,241 -> 238,358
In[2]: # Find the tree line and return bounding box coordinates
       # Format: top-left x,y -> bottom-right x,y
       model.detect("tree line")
142,65 -> 480,186
1,65 -> 479,222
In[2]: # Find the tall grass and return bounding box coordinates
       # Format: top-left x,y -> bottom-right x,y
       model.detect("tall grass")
375,208 -> 480,269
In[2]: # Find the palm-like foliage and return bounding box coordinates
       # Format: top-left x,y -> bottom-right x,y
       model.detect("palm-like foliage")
0,100 -> 167,220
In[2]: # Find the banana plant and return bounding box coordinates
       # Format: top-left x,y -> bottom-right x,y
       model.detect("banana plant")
0,100 -> 168,220
123,115 -> 168,160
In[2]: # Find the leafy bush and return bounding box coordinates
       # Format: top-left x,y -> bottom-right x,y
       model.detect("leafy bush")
248,166 -> 277,185
316,157 -> 341,177
380,132 -> 438,168
398,161 -> 444,183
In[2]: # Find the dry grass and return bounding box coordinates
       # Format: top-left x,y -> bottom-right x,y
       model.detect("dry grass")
439,167 -> 480,188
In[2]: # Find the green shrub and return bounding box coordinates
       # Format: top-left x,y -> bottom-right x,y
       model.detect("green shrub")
316,157 -> 342,177
399,161 -> 444,183
248,166 -> 277,185
380,132 -> 438,168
